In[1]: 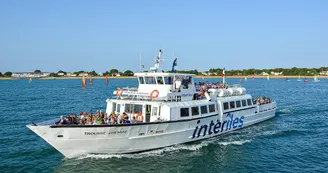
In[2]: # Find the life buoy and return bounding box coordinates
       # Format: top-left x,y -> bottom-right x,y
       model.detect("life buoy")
116,88 -> 124,96
150,90 -> 159,99
136,113 -> 144,122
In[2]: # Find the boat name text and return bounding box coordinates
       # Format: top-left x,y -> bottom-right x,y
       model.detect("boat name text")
192,113 -> 244,138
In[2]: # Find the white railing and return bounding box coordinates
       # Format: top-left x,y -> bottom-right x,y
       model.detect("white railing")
257,101 -> 276,112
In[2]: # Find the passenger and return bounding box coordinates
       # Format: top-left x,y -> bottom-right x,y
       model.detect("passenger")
131,116 -> 137,123
195,83 -> 201,91
182,76 -> 189,89
80,112 -> 86,121
173,77 -> 181,92
110,117 -> 117,125
92,116 -> 98,125
157,79 -> 163,84
57,115 -> 66,125
106,117 -> 111,124
125,117 -> 131,124
100,118 -> 105,125
79,119 -> 84,125
100,111 -> 105,118
85,116 -> 92,125
65,116 -> 71,124
117,113 -> 123,124
200,86 -> 206,97
87,112 -> 92,119
97,117 -> 103,125
108,111 -> 115,119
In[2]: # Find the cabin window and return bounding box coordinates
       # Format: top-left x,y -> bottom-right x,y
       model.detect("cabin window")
223,102 -> 229,110
112,103 -> 117,112
191,106 -> 199,116
236,101 -> 241,108
209,104 -> 215,113
139,77 -> 145,84
156,77 -> 164,85
125,104 -> 131,113
201,105 -> 208,114
242,100 -> 247,107
124,104 -> 142,113
117,104 -> 121,113
145,77 -> 156,84
180,108 -> 190,117
230,101 -> 235,109
247,99 -> 252,106
152,107 -> 158,116
134,105 -> 143,113
164,77 -> 173,85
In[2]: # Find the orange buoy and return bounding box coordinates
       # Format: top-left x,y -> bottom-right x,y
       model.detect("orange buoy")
136,113 -> 144,122
89,75 -> 93,84
82,75 -> 87,85
150,90 -> 159,99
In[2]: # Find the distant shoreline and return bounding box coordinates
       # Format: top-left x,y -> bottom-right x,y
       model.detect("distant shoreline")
0,75 -> 327,80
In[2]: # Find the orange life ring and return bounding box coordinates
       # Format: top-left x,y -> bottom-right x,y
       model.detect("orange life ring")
150,90 -> 159,99
116,88 -> 124,96
136,113 -> 144,122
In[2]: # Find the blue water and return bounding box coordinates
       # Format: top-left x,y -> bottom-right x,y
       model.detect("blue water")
0,78 -> 327,172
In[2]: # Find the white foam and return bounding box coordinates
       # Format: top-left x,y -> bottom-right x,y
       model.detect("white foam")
74,140 -> 213,160
217,139 -> 251,146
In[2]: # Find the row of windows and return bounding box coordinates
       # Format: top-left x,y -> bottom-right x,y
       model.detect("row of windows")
139,76 -> 173,85
180,104 -> 216,117
223,99 -> 252,110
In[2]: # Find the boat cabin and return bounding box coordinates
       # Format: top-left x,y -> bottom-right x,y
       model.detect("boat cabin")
114,72 -> 196,102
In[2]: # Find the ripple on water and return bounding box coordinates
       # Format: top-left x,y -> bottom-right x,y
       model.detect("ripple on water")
1,79 -> 328,173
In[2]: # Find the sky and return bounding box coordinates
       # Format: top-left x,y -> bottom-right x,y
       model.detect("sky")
1,0 -> 328,73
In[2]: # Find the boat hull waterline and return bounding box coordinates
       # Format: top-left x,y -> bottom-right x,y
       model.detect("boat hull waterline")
27,106 -> 275,158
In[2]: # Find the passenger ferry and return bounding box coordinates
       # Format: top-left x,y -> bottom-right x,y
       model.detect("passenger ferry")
27,50 -> 276,158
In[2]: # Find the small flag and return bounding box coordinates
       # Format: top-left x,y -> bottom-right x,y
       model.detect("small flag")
222,67 -> 225,77
171,58 -> 177,72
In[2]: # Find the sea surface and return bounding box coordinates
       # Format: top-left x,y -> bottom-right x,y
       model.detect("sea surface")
0,78 -> 327,173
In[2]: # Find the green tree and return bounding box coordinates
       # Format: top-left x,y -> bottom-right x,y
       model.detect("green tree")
89,70 -> 97,76
49,73 -> 56,77
103,71 -> 110,76
109,69 -> 119,76
73,70 -> 85,76
34,70 -> 41,73
57,70 -> 67,75
4,71 -> 12,77
0,72 -> 2,76
123,70 -> 134,76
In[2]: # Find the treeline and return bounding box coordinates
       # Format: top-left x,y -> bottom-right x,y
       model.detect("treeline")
1,67 -> 328,77
51,69 -> 134,77
202,67 -> 328,76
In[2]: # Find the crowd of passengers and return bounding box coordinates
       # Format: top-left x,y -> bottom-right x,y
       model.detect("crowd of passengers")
253,96 -> 272,105
56,111 -> 140,126
194,81 -> 228,91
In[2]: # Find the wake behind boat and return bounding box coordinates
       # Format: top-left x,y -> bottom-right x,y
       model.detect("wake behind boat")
27,50 -> 277,158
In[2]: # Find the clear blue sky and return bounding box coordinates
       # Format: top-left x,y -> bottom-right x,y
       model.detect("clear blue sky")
1,0 -> 328,73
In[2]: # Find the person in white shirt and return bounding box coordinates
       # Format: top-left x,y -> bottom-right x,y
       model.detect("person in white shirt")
173,77 -> 181,92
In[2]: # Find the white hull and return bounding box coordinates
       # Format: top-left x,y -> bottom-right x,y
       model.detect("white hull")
27,104 -> 276,158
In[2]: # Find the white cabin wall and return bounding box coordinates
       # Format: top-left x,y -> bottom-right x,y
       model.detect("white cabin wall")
161,105 -> 171,121
106,101 -> 112,114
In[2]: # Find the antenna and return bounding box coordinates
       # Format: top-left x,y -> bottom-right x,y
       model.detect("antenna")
150,49 -> 164,72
